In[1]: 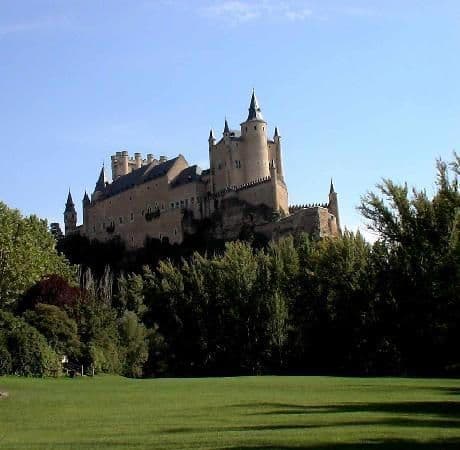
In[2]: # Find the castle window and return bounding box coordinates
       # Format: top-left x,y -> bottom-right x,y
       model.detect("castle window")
119,216 -> 123,224
245,127 -> 248,132
174,228 -> 177,236
130,212 -> 134,222
159,233 -> 162,239
262,127 -> 265,131
191,197 -> 194,204
185,199 -> 189,207
161,203 -> 165,210
147,206 -> 152,213
254,126 -> 257,130
170,202 -> 174,209
93,225 -> 96,232
180,200 -> 184,208
176,201 -> 179,208
141,210 -> 144,216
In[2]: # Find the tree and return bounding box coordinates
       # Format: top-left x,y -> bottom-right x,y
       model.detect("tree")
0,202 -> 73,307
119,311 -> 149,377
23,304 -> 81,361
17,274 -> 82,313
359,154 -> 460,373
0,310 -> 61,376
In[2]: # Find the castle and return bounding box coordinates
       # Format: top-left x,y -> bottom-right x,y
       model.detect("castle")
64,91 -> 340,247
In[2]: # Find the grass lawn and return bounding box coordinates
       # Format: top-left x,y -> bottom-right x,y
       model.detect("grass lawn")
0,375 -> 459,449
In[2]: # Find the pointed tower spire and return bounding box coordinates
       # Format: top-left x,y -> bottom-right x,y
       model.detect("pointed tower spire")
65,190 -> 74,210
330,178 -> 335,194
64,190 -> 77,235
274,127 -> 279,138
247,89 -> 264,121
95,165 -> 107,191
209,128 -> 215,140
83,190 -> 90,206
224,118 -> 230,134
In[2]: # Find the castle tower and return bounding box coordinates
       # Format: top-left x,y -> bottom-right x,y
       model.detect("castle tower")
82,191 -> 90,233
64,190 -> 77,235
240,90 -> 270,182
208,128 -> 216,194
92,166 -> 107,202
328,179 -> 341,232
273,127 -> 284,181
269,160 -> 279,212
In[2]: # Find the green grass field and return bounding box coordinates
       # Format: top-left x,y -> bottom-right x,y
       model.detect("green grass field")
0,376 -> 459,449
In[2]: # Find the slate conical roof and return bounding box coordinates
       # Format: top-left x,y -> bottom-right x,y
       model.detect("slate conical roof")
274,127 -> 279,138
247,89 -> 264,121
65,190 -> 75,212
95,166 -> 107,191
330,178 -> 336,195
224,118 -> 230,134
83,191 -> 90,206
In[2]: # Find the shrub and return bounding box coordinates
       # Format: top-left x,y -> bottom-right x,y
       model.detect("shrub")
0,311 -> 61,377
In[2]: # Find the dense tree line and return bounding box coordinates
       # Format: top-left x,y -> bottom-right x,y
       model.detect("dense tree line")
0,155 -> 458,377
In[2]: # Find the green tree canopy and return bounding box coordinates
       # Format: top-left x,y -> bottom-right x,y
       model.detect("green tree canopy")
0,202 -> 74,307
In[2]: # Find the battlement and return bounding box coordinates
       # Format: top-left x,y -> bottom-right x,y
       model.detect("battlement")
111,151 -> 168,180
289,202 -> 329,213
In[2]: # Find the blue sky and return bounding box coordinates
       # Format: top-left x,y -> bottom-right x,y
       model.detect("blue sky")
1,0 -> 459,240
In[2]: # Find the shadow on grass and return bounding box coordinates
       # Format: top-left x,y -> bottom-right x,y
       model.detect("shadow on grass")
231,400 -> 460,421
161,416 -> 460,435
224,438 -> 460,450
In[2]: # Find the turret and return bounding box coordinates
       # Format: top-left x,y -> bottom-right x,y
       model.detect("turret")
223,118 -> 231,145
208,129 -> 216,194
209,128 -> 216,145
120,151 -> 129,175
273,127 -> 284,181
83,191 -> 90,207
269,160 -> 279,212
240,90 -> 269,182
82,191 -> 90,233
134,152 -> 142,169
328,179 -> 341,232
92,166 -> 107,202
64,190 -> 77,235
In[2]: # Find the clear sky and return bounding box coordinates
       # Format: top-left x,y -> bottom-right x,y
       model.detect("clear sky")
1,0 -> 459,240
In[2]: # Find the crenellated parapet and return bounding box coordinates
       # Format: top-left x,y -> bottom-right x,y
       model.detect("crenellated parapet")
111,151 -> 165,180
289,202 -> 328,213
